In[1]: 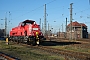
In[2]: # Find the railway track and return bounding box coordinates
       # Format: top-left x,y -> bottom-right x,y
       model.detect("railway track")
31,46 -> 90,60
9,39 -> 90,60
19,43 -> 90,60
51,38 -> 90,49
0,52 -> 20,60
50,37 -> 90,43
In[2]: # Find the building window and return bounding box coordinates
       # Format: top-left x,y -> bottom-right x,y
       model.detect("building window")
83,28 -> 86,31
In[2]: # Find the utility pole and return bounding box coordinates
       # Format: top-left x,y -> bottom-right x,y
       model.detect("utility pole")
40,18 -> 41,29
66,18 -> 67,38
48,23 -> 49,31
62,23 -> 63,32
42,23 -> 43,33
70,3 -> 73,40
48,23 -> 49,37
1,12 -> 7,37
81,24 -> 82,38
66,18 -> 67,32
5,17 -> 7,37
59,28 -> 60,37
44,4 -> 47,36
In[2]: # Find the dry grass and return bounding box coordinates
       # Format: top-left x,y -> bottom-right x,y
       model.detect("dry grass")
50,45 -> 90,54
0,41 -> 65,60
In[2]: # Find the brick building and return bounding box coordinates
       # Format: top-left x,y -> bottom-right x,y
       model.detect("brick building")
66,21 -> 88,39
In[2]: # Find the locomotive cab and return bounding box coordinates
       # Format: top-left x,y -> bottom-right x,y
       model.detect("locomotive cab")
23,20 -> 44,45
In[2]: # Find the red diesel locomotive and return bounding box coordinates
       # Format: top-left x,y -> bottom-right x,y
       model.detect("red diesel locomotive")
9,20 -> 44,45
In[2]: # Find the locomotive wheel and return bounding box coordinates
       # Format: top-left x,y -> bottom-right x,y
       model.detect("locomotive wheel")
27,38 -> 35,45
31,39 -> 36,46
27,38 -> 30,45
29,38 -> 36,46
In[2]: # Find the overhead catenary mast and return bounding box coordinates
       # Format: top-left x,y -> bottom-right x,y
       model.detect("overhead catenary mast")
40,18 -> 41,29
61,23 -> 63,33
65,17 -> 67,38
1,12 -> 7,37
5,15 -> 7,37
44,4 -> 47,36
42,23 -> 43,33
70,3 -> 73,40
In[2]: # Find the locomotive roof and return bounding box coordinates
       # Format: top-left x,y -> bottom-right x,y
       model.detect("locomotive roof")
22,20 -> 35,24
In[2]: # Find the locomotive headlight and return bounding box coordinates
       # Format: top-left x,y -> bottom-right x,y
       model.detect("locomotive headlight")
36,32 -> 38,35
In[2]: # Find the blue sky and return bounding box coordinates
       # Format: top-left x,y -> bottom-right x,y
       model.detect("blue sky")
0,0 -> 90,33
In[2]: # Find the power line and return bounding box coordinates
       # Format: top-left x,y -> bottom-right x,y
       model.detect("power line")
46,0 -> 57,4
13,5 -> 44,20
74,7 -> 90,15
13,0 -> 57,20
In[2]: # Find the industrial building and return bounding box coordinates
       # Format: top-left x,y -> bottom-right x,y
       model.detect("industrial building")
66,21 -> 88,39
